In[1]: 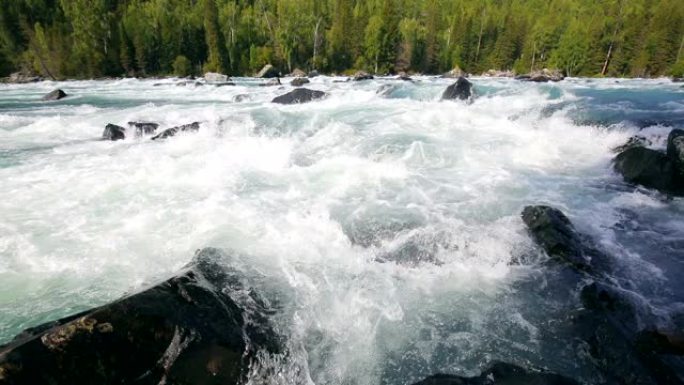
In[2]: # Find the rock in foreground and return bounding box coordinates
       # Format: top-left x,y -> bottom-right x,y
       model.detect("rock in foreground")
0,248 -> 280,385
151,122 -> 200,140
613,130 -> 684,196
42,89 -> 68,101
442,77 -> 472,101
272,88 -> 327,104
412,362 -> 578,385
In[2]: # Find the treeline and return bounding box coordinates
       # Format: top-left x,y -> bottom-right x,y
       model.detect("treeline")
1,0 -> 683,79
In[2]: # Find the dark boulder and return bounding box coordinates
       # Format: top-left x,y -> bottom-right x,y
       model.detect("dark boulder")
667,129 -> 684,169
411,362 -> 579,385
272,88 -> 327,104
42,89 -> 67,101
0,248 -> 280,385
521,206 -> 612,274
613,146 -> 683,195
353,71 -> 374,81
441,77 -> 472,101
308,70 -> 320,78
127,122 -> 159,137
102,124 -> 126,141
151,122 -> 200,140
291,77 -> 310,87
256,64 -> 279,78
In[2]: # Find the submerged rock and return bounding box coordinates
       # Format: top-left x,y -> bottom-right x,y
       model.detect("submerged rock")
611,135 -> 652,153
151,122 -> 200,140
412,362 -> 579,385
42,89 -> 67,101
256,64 -> 279,78
272,88 -> 327,104
613,146 -> 683,195
127,121 -> 159,137
102,124 -> 126,141
441,77 -> 472,101
0,248 -> 280,385
291,77 -> 310,87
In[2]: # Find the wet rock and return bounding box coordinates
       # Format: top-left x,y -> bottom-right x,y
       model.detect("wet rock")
613,146 -> 683,195
308,70 -> 320,78
611,135 -> 652,153
204,72 -> 229,83
102,124 -> 126,141
575,282 -> 684,385
127,122 -> 159,137
272,88 -> 327,104
151,122 -> 200,140
442,77 -> 472,101
42,89 -> 68,101
353,71 -> 374,81
289,68 -> 306,78
256,64 -> 279,78
0,248 -> 280,385
521,206 -> 611,274
636,330 -> 684,356
667,129 -> 684,169
291,77 -> 310,87
411,362 -> 579,385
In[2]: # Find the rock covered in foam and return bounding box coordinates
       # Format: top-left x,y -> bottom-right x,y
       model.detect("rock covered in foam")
441,77 -> 472,101
272,88 -> 327,104
102,124 -> 126,141
151,122 -> 200,140
411,362 -> 579,385
0,248 -> 281,385
127,121 -> 159,137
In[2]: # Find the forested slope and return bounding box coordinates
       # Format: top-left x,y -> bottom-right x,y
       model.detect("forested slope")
1,0 -> 682,79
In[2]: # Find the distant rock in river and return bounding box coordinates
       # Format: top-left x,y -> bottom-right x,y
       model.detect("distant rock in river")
272,88 -> 327,104
441,77 -> 472,101
42,89 -> 67,101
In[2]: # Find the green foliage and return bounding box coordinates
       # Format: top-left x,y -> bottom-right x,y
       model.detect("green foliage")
172,55 -> 192,77
0,0 -> 682,78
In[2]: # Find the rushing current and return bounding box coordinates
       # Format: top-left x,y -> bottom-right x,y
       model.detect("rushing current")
1,76 -> 683,384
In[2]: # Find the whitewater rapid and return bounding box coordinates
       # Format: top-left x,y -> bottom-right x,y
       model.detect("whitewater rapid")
1,76 -> 683,384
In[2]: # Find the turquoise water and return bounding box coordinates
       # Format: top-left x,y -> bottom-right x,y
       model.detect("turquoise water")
0,76 -> 683,384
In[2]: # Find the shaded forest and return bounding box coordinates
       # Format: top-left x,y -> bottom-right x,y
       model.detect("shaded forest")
1,0 -> 683,79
